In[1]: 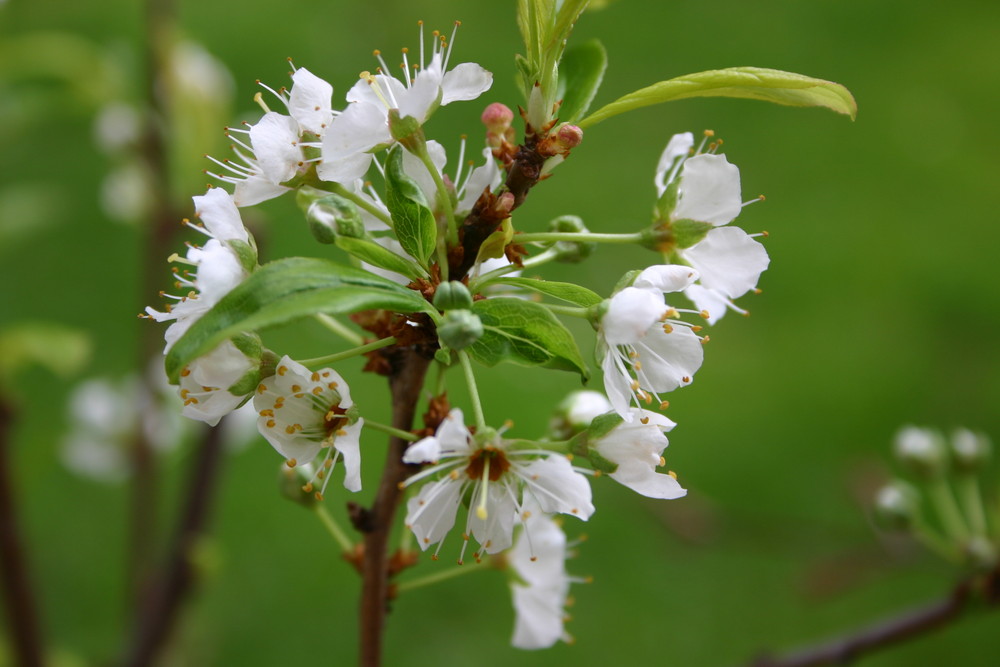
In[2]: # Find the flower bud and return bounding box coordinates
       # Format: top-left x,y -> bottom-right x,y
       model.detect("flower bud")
278,462 -> 318,509
301,191 -> 366,243
874,482 -> 919,530
549,390 -> 613,440
433,281 -> 474,311
437,310 -> 484,350
549,215 -> 595,263
894,426 -> 946,478
554,124 -> 583,151
951,428 -> 992,473
481,102 -> 514,133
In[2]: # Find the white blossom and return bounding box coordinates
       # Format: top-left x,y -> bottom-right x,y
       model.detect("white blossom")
591,409 -> 686,499
254,356 -> 363,495
319,24 -> 492,181
402,409 -> 593,559
509,506 -> 574,650
178,339 -> 256,426
599,265 -> 705,418
654,132 -> 770,323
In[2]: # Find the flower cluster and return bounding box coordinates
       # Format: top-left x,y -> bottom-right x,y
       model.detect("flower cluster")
143,22 -> 773,651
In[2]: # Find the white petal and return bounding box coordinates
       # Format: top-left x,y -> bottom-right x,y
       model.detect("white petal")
633,264 -> 699,294
519,456 -> 594,520
609,461 -> 687,499
601,347 -> 633,418
233,175 -> 289,207
510,509 -> 567,586
682,226 -> 769,299
654,132 -> 694,197
634,327 -> 704,393
334,419 -> 364,492
405,479 -> 464,550
248,112 -> 301,184
457,150 -> 500,214
511,585 -> 566,650
683,284 -> 730,325
322,102 -> 389,159
441,62 -> 493,105
316,150 -> 373,184
399,55 -> 443,121
468,481 -> 517,554
403,435 -> 442,464
602,287 -> 664,346
189,240 -> 245,305
288,68 -> 333,135
674,153 -> 742,225
400,139 -> 446,207
192,187 -> 248,243
565,390 -> 613,428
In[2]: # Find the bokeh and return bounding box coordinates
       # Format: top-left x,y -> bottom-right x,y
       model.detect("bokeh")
2,0 -> 999,665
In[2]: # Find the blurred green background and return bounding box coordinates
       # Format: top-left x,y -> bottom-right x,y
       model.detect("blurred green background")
3,0 -> 1000,665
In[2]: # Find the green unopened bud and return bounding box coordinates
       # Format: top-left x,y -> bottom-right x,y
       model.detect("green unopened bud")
874,482 -> 919,530
278,462 -> 318,508
300,190 -> 365,243
549,390 -> 613,440
951,428 -> 992,473
433,281 -> 474,311
548,215 -> 595,263
437,309 -> 483,350
894,426 -> 947,478
964,535 -> 998,571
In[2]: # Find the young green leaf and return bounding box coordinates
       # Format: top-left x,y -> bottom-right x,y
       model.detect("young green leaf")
164,257 -> 429,382
383,145 -> 437,268
334,236 -> 428,281
493,277 -> 603,307
579,66 -> 858,128
558,39 -> 608,122
468,298 -> 590,379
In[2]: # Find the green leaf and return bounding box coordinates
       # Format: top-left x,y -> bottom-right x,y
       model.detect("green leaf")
383,145 -> 437,268
335,236 -> 427,281
494,277 -> 602,307
475,218 -> 514,266
557,39 -> 607,123
0,322 -> 91,386
579,66 -> 857,128
165,257 -> 429,382
468,298 -> 589,379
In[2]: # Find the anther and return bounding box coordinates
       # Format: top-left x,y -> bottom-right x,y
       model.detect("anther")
667,470 -> 678,480
286,458 -> 297,468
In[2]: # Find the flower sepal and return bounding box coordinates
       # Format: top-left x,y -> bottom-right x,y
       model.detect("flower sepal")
388,108 -> 428,150
223,333 -> 271,397
671,218 -> 715,250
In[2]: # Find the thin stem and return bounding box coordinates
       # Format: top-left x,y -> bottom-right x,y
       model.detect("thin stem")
470,247 -> 560,291
516,230 -> 645,245
928,477 -> 971,543
414,145 -> 456,281
364,420 -> 420,443
315,313 -> 365,346
458,350 -> 486,430
911,515 -> 961,563
315,505 -> 354,553
958,476 -> 989,537
327,182 -> 394,228
395,561 -> 487,593
300,337 -> 397,368
542,303 -> 592,318
0,396 -> 45,667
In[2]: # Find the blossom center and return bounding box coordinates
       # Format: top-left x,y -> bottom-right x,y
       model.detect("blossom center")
465,447 -> 510,482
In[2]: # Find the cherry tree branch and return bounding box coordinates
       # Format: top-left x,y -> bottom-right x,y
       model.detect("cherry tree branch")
747,570 -> 1000,667
356,348 -> 432,667
0,396 -> 45,667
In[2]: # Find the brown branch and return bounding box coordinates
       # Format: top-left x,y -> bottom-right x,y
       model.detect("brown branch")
120,421 -> 226,667
747,571 -> 1000,667
0,396 -> 45,667
358,347 -> 432,667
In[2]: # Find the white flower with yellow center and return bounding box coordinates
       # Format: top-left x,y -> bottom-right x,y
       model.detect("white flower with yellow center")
253,356 -> 363,496
320,23 -> 492,181
401,409 -> 593,560
590,409 -> 686,499
599,265 -> 706,419
655,132 -> 770,324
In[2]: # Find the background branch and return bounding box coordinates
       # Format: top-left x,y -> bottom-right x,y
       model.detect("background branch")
748,570 -> 1000,667
0,396 -> 45,667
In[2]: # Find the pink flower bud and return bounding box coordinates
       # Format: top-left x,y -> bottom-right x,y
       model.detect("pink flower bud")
481,102 -> 514,133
